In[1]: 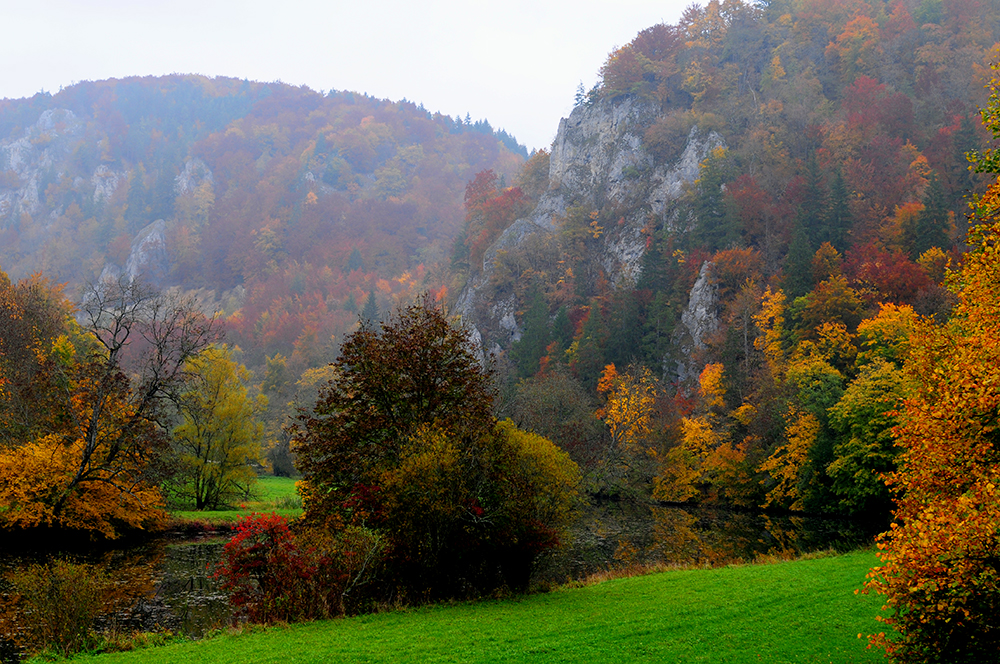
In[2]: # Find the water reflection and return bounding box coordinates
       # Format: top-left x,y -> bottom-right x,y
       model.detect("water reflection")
1,504 -> 877,661
0,537 -> 232,663
533,503 -> 877,585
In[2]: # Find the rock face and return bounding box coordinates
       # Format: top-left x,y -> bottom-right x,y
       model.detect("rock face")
100,219 -> 170,287
673,260 -> 719,385
456,94 -> 722,359
175,158 -> 213,195
0,109 -> 84,223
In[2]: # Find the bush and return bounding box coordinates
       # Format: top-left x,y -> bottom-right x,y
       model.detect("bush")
294,299 -> 580,603
4,560 -> 108,656
213,513 -> 386,622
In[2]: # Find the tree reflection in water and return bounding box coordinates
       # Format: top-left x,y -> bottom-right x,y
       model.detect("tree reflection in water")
0,537 -> 231,662
533,502 -> 876,585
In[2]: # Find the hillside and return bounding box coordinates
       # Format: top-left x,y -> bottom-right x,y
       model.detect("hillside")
449,0 -> 1000,515
0,75 -> 525,369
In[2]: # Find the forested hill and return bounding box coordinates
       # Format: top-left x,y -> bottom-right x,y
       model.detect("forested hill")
449,0 -> 1000,515
0,75 -> 525,367
454,0 -> 1000,376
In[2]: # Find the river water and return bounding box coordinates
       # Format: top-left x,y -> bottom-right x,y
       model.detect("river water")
0,503 -> 878,662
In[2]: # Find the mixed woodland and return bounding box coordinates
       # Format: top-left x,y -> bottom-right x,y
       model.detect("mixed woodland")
2,0 -> 1000,660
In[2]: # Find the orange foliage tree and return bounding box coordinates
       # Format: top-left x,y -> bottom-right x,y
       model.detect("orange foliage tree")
862,185 -> 1000,659
0,275 -> 216,538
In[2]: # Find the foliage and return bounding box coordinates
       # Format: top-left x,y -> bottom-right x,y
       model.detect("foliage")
862,204 -> 1000,660
295,299 -> 579,600
594,363 -> 661,492
171,345 -> 265,510
0,273 -> 215,538
3,560 -> 110,656
214,513 -> 344,623
827,359 -> 912,516
507,367 -> 605,468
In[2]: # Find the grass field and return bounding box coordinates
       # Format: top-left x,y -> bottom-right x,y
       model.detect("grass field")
168,476 -> 303,525
67,549 -> 886,664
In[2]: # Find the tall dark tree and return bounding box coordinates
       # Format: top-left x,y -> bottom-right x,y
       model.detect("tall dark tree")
294,298 -> 578,597
360,289 -> 380,326
784,221 -> 815,298
510,284 -> 550,378
823,168 -> 852,252
913,171 -> 951,257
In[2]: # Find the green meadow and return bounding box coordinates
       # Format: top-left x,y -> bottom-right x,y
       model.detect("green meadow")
67,549 -> 885,664
168,476 -> 303,525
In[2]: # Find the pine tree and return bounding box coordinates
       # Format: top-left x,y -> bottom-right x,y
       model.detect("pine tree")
784,222 -> 815,298
824,169 -> 852,252
510,285 -> 551,378
347,247 -> 364,272
361,290 -> 380,326
913,171 -> 951,257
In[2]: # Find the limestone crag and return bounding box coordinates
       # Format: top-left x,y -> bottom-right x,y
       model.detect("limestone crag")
673,260 -> 720,386
175,158 -> 213,195
456,94 -> 722,360
0,109 -> 84,223
100,219 -> 170,287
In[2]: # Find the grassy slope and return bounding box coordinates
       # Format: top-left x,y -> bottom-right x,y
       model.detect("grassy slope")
169,476 -> 303,525
73,550 -> 885,664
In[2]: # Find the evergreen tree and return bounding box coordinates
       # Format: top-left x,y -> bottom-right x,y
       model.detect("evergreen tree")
823,169 -> 852,252
361,290 -> 380,326
913,171 -> 951,257
571,303 -> 610,390
951,115 -> 978,209
344,292 -> 358,313
347,247 -> 364,272
800,153 -> 827,247
605,289 -> 644,369
510,284 -> 551,378
690,148 -> 739,251
784,221 -> 815,298
641,290 -> 679,371
552,305 -> 575,356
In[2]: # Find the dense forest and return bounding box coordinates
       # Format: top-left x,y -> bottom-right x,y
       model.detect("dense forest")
3,0 -> 1000,660
447,0 -> 1000,520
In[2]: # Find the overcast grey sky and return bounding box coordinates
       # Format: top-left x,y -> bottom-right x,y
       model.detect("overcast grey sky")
2,0 -> 690,151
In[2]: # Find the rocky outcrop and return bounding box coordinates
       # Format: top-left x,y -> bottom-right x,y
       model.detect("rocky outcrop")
100,219 -> 170,287
92,165 -> 126,203
673,260 -> 720,385
456,94 -> 722,358
175,158 -> 213,195
0,109 -> 84,223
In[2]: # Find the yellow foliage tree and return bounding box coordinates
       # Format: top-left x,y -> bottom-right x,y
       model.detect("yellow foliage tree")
172,346 -> 265,510
759,407 -> 819,510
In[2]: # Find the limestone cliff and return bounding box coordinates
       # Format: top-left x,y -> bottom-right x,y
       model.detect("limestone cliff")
456,95 -> 722,361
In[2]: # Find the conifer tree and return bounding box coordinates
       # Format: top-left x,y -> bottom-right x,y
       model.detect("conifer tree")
360,289 -> 380,326
913,171 -> 951,257
824,169 -> 852,252
784,222 -> 815,298
510,284 -> 550,378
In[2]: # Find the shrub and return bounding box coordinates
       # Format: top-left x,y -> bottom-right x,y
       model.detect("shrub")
213,513 -> 386,622
294,300 -> 581,603
4,560 -> 108,656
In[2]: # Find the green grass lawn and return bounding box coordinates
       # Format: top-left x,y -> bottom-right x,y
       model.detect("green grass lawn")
168,476 -> 303,525
70,550 -> 885,663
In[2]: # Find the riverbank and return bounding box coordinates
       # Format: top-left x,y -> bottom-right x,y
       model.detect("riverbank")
64,549 -> 885,664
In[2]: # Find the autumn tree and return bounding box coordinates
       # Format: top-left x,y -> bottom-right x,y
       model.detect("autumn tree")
862,162 -> 1000,661
294,297 -> 579,597
171,345 -> 265,510
0,275 -> 216,538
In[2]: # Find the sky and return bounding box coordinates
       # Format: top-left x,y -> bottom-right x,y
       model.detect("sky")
2,0 -> 691,152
